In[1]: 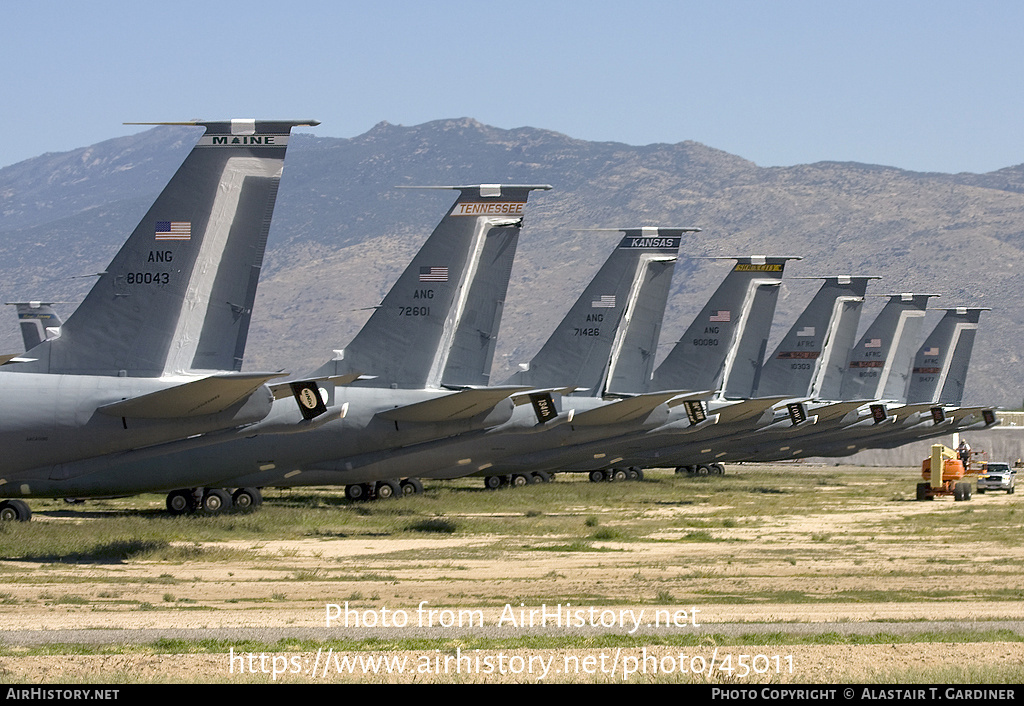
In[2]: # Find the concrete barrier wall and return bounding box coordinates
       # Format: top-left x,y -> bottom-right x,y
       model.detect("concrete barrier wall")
807,423 -> 1024,467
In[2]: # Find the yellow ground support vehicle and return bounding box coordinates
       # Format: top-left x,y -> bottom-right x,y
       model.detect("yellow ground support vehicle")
918,444 -> 974,501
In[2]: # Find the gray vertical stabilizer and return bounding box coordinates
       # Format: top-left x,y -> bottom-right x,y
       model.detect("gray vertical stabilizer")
756,276 -> 875,399
906,307 -> 987,405
7,119 -> 316,376
8,302 -> 64,351
316,185 -> 550,389
721,278 -> 783,399
650,256 -> 798,394
838,293 -> 935,401
504,228 -> 692,396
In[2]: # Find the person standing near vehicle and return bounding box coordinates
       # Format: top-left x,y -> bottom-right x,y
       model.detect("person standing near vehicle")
958,438 -> 972,469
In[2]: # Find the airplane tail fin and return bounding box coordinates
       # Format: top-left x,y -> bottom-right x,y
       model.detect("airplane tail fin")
313,185 -> 550,389
838,293 -> 935,401
503,228 -> 693,396
721,277 -> 784,399
755,276 -> 875,398
906,307 -> 987,405
7,119 -> 316,377
8,302 -> 64,351
650,256 -> 798,395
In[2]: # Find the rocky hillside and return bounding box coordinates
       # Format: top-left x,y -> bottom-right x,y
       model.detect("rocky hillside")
0,118 -> 1020,407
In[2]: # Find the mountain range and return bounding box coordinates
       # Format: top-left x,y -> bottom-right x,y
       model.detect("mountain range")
0,118 -> 1020,408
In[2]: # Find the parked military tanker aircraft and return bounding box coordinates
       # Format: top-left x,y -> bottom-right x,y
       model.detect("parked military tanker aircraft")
0,119 -> 317,521
592,273 -> 877,476
0,184 -> 550,516
778,306 -> 993,459
452,255 -> 817,482
640,290 -> 939,469
668,299 -> 994,466
353,252 -> 803,489
313,227 -> 703,491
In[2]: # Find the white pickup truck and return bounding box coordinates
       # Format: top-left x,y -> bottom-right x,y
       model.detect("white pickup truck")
976,462 -> 1017,494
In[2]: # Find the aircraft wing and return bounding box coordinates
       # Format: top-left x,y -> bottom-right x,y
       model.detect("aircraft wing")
97,372 -> 284,419
377,386 -> 532,423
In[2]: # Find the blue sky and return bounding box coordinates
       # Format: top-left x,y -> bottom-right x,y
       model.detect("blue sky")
2,0 -> 1022,173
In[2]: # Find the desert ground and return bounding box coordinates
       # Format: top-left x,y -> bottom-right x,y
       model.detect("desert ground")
1,463 -> 1021,683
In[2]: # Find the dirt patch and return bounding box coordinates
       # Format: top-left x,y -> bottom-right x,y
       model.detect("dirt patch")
1,465 -> 1022,682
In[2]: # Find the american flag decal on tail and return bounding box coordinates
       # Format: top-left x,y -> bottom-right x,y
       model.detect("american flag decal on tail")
155,221 -> 191,240
419,266 -> 448,282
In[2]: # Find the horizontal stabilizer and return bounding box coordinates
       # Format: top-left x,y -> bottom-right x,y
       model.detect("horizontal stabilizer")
569,391 -> 685,426
948,406 -> 994,425
715,396 -> 789,425
97,372 -> 284,418
269,373 -> 363,400
810,399 -> 872,424
890,402 -> 937,422
510,387 -> 577,405
665,390 -> 716,408
378,386 -> 531,423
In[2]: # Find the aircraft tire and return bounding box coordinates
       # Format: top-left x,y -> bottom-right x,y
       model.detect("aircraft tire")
626,468 -> 639,481
166,489 -> 197,516
612,469 -> 628,482
202,489 -> 232,514
484,475 -> 502,490
400,478 -> 424,496
589,470 -> 605,483
532,471 -> 551,483
345,483 -> 370,501
232,487 -> 262,510
916,483 -> 929,501
0,499 -> 31,522
511,474 -> 530,488
376,480 -> 402,499
710,463 -> 725,475
697,465 -> 710,476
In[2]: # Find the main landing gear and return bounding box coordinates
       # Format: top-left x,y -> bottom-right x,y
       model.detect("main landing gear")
482,471 -> 553,489
165,487 -> 263,516
588,467 -> 644,483
675,463 -> 725,476
344,478 -> 424,501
